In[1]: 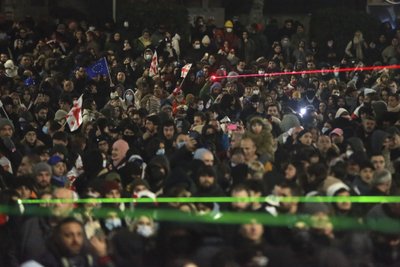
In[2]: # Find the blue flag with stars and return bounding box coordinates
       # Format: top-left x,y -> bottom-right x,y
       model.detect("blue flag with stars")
85,57 -> 109,79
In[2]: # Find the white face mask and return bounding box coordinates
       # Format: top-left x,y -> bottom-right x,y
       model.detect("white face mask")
194,44 -> 201,49
137,224 -> 153,237
144,54 -> 152,61
321,127 -> 330,134
126,95 -> 133,102
226,28 -> 233,33
156,148 -> 165,155
177,141 -> 186,149
105,217 -> 122,230
197,104 -> 204,111
346,150 -> 353,158
253,89 -> 260,95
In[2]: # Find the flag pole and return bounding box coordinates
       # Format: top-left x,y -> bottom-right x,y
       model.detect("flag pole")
178,64 -> 192,89
104,57 -> 114,87
0,100 -> 10,120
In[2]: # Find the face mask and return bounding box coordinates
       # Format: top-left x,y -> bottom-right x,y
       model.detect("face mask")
237,67 -> 243,72
346,150 -> 353,158
144,54 -> 152,61
197,104 -> 204,111
137,224 -> 153,237
156,148 -> 165,155
177,141 -> 186,149
256,81 -> 263,87
226,28 -> 233,33
126,95 -> 133,102
42,126 -> 49,135
327,40 -> 333,47
105,217 -> 122,231
123,21 -> 129,28
209,59 -> 215,65
258,70 -> 265,75
253,89 -> 260,95
194,44 -> 201,49
321,127 -> 330,134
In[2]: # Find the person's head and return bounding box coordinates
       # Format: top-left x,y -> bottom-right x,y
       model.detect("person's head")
162,120 -> 176,141
359,161 -> 374,184
371,169 -> 392,194
196,165 -> 216,189
388,94 -> 399,109
131,215 -> 156,238
145,114 -> 159,133
240,137 -> 257,162
370,154 -> 386,171
193,148 -> 214,166
33,162 -> 52,189
52,188 -> 76,217
230,183 -> 251,211
49,155 -> 67,177
53,217 -> 85,256
111,139 -> 129,166
317,135 -> 332,154
362,115 -> 376,133
297,129 -> 313,146
193,112 -> 206,127
329,128 -> 344,145
274,182 -> 301,213
0,118 -> 14,138
266,104 -> 281,119
239,219 -> 264,243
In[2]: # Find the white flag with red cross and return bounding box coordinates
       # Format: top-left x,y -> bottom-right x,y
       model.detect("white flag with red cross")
66,95 -> 83,132
149,51 -> 158,77
180,63 -> 192,78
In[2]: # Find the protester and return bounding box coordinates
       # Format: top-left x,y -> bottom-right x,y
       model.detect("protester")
0,12 -> 399,267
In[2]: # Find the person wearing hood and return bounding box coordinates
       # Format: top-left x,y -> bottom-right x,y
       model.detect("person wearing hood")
144,155 -> 170,195
122,88 -> 135,110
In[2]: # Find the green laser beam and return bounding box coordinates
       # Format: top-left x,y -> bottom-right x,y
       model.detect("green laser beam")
18,196 -> 400,204
1,204 -> 400,234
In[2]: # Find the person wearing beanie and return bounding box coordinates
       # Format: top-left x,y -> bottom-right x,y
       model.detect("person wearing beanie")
20,125 -> 44,155
32,162 -> 53,195
193,148 -> 214,166
48,155 -> 68,187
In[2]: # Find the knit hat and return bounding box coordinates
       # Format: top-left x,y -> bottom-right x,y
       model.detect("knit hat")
280,114 -> 300,132
326,182 -> 350,197
335,108 -> 349,119
33,162 -> 52,176
210,82 -> 222,93
48,155 -> 63,166
0,118 -> 14,131
371,169 -> 392,186
193,148 -> 212,160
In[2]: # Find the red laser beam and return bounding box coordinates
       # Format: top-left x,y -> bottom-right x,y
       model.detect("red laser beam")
211,64 -> 400,80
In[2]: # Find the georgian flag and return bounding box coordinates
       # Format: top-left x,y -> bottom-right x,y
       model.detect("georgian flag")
66,95 -> 83,132
180,63 -> 192,78
149,51 -> 158,77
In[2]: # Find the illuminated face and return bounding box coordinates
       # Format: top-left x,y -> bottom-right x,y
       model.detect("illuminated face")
163,125 -> 175,140
371,155 -> 385,171
0,125 -> 13,138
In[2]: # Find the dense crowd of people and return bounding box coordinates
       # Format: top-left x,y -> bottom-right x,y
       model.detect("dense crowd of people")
0,12 -> 399,267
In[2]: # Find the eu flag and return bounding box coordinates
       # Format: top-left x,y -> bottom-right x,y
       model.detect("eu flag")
85,57 -> 109,79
